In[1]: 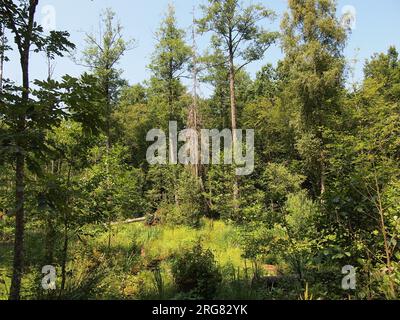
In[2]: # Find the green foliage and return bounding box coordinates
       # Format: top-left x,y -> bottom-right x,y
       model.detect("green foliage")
148,4 -> 191,122
84,144 -> 146,221
149,5 -> 191,85
262,163 -> 305,205
197,0 -> 279,69
171,243 -> 222,299
153,169 -> 203,228
281,0 -> 348,197
82,8 -> 134,106
284,191 -> 320,237
1,0 -> 399,301
204,162 -> 236,221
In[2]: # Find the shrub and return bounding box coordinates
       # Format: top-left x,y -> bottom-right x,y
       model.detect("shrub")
171,243 -> 222,299
157,204 -> 198,228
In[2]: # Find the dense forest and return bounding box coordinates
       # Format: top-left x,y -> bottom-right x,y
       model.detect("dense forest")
0,0 -> 399,300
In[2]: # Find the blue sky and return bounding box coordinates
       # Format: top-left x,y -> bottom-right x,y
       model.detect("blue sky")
4,0 -> 400,96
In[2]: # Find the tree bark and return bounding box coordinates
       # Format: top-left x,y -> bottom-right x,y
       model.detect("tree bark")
104,71 -> 113,251
228,50 -> 239,214
229,56 -> 237,135
44,214 -> 55,265
60,216 -> 68,294
9,151 -> 25,300
60,165 -> 72,295
320,150 -> 326,197
0,23 -> 5,93
9,53 -> 29,302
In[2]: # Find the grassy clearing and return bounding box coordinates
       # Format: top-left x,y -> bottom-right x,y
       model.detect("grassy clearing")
1,218 -> 265,300
107,219 -> 244,268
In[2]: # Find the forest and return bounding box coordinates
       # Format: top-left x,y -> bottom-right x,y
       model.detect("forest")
0,0 -> 399,301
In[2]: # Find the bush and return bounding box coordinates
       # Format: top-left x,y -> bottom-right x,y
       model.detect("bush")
171,243 -> 222,299
158,204 -> 200,228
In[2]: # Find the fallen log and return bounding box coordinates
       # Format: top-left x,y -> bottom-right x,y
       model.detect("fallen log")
110,217 -> 146,226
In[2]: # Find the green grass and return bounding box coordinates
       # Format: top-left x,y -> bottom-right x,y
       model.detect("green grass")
89,219 -> 252,299
1,218 -> 260,300
93,219 -> 245,269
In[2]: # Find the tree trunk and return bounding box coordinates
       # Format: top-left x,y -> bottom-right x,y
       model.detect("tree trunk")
9,151 -> 25,300
189,20 -> 199,178
320,150 -> 326,197
9,52 -> 30,300
374,173 -> 396,298
228,52 -> 239,214
316,126 -> 326,199
60,217 -> 68,294
229,55 -> 237,144
44,215 -> 55,264
104,76 -> 113,251
60,166 -> 72,295
0,23 -> 5,93
8,0 -> 39,300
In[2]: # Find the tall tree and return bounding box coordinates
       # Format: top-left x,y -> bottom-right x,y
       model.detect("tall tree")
146,4 -> 192,208
81,8 -> 134,249
148,4 -> 192,121
82,8 -> 134,147
281,0 -> 347,198
197,0 -> 278,211
0,0 -> 74,300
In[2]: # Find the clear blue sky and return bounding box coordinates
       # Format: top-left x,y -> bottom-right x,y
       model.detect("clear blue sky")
4,0 -> 400,96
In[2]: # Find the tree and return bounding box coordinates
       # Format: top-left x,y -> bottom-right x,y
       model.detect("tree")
82,8 -> 134,146
145,5 -> 192,210
148,4 -> 192,121
326,47 -> 400,298
281,0 -> 347,198
197,0 -> 278,210
0,0 -> 74,300
81,8 -> 134,249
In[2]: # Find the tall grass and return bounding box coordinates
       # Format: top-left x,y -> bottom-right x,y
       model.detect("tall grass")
0,218 -> 266,300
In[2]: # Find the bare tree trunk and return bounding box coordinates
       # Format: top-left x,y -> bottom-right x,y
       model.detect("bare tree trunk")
0,23 -> 5,93
44,55 -> 56,265
60,165 -> 72,295
228,51 -> 239,214
60,216 -> 68,293
228,55 -> 237,145
104,77 -> 113,251
320,150 -> 326,197
106,138 -> 112,250
188,15 -> 200,178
